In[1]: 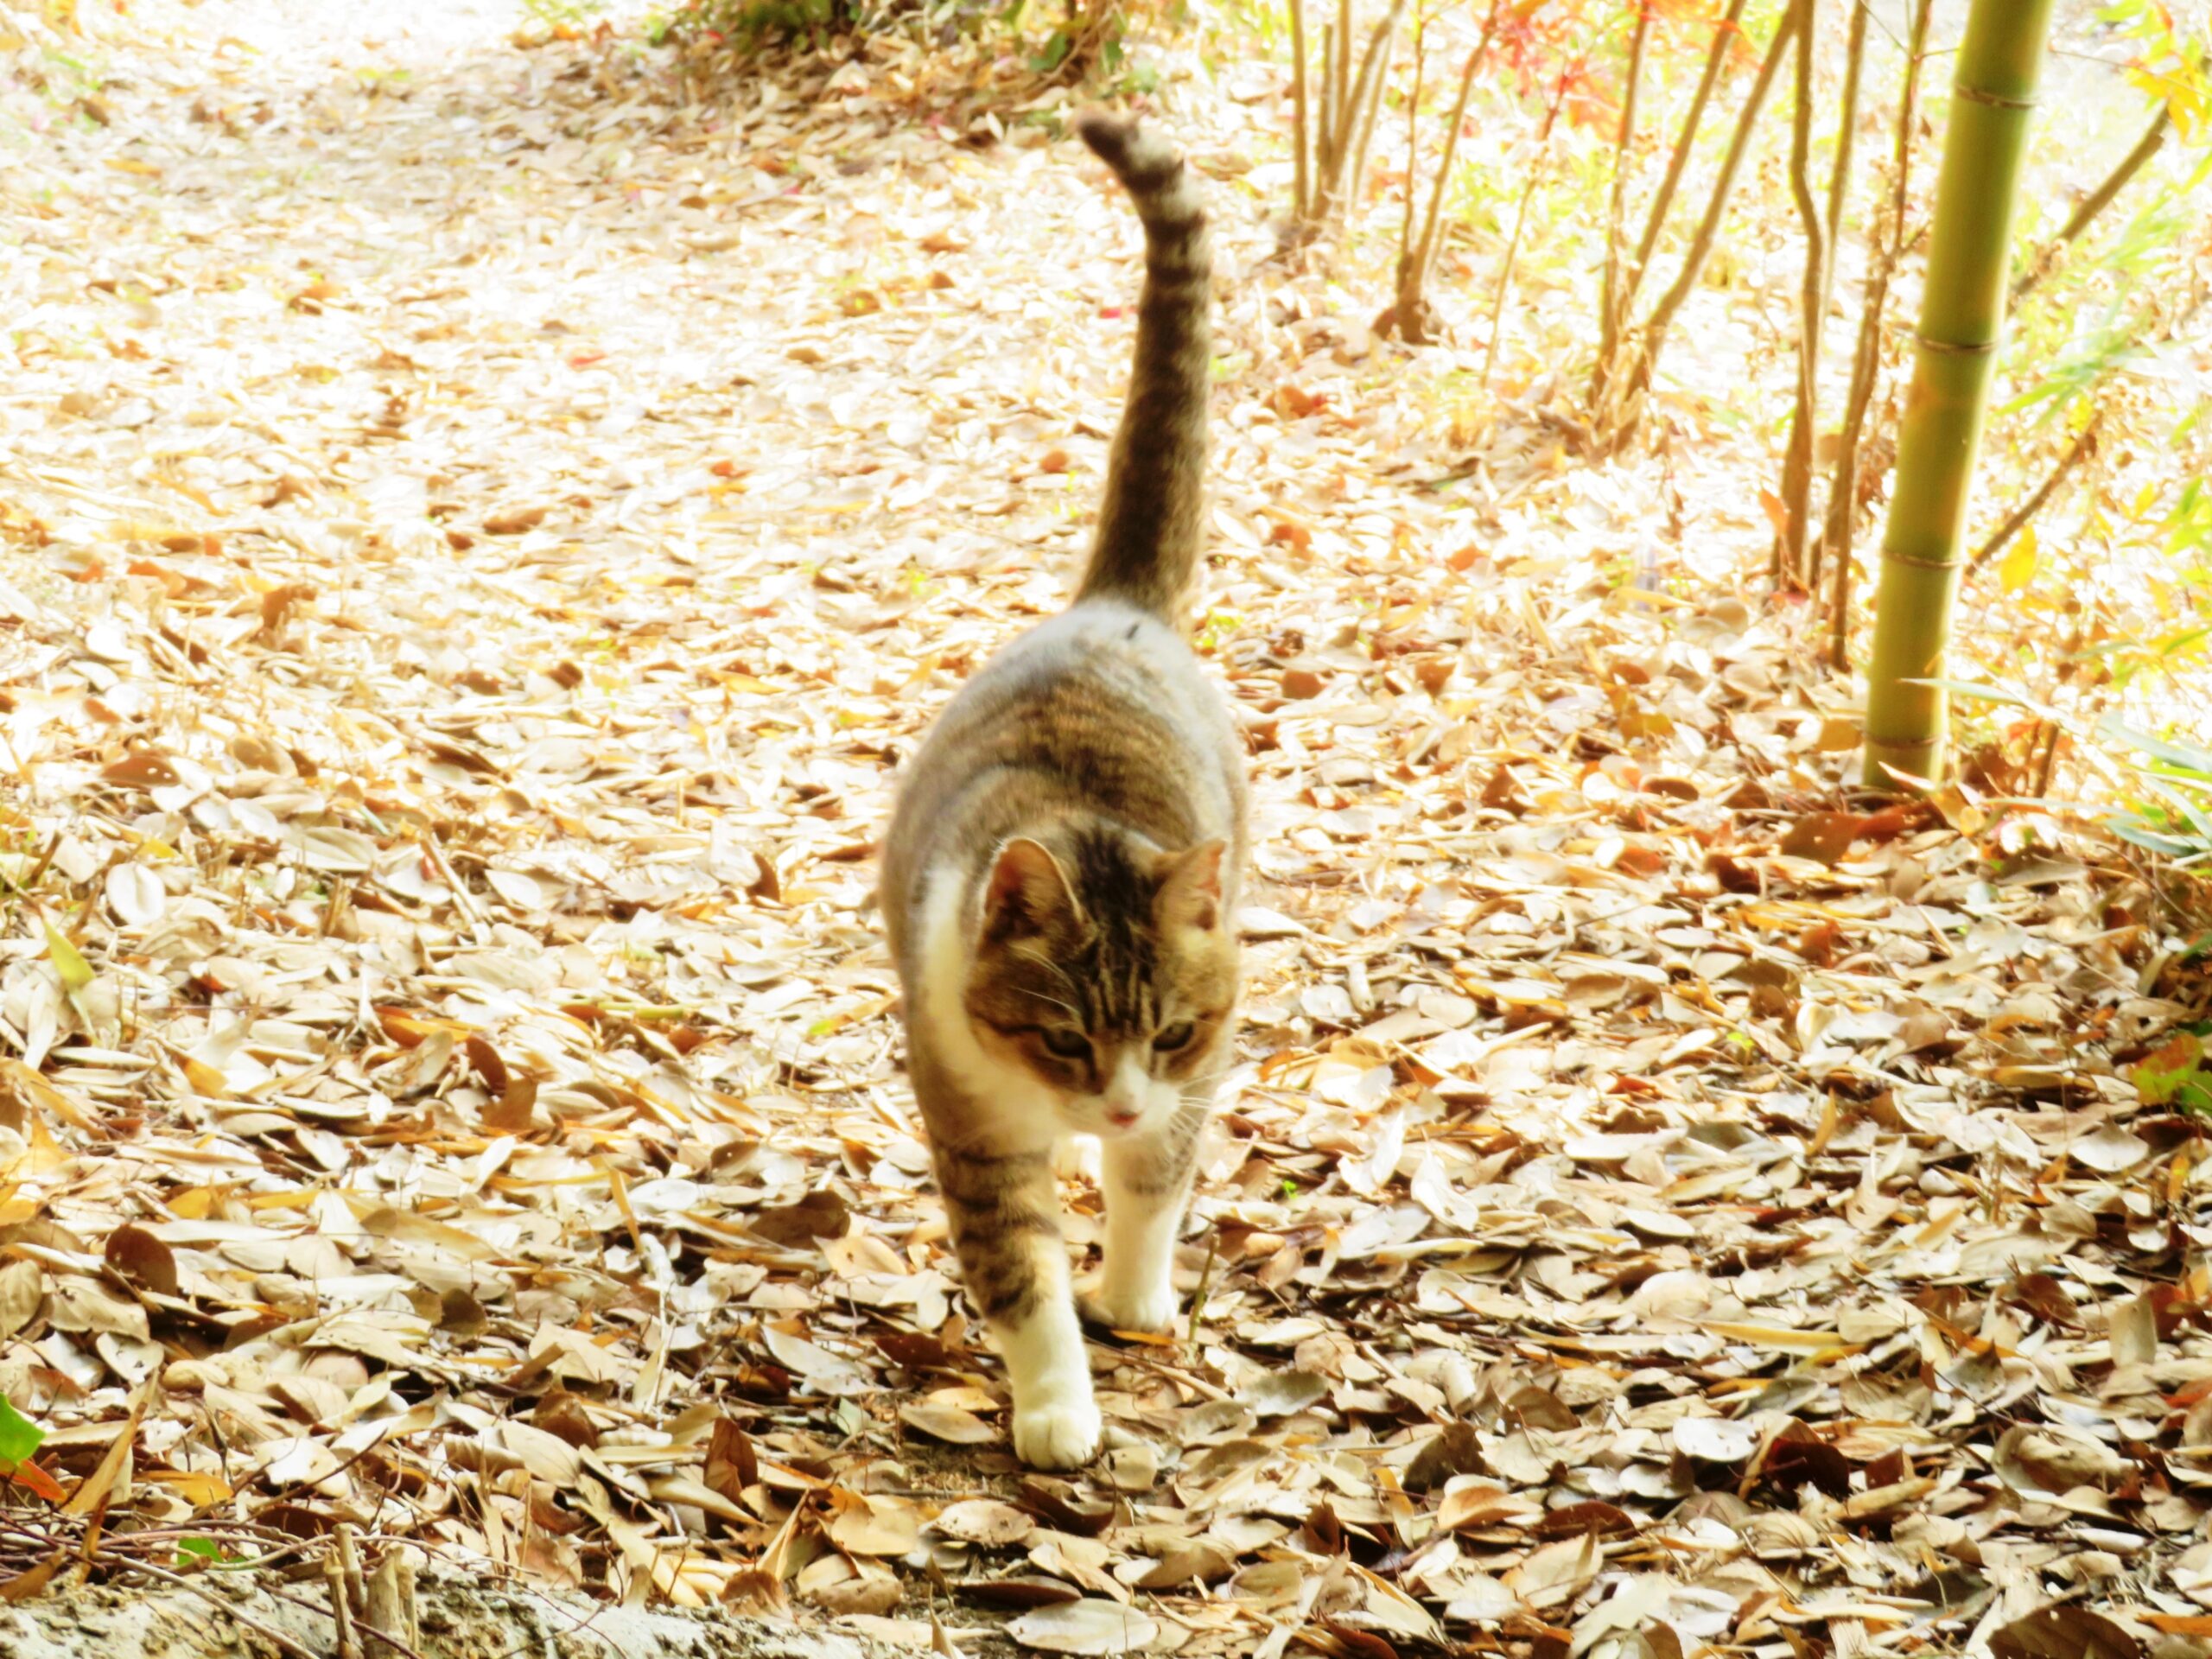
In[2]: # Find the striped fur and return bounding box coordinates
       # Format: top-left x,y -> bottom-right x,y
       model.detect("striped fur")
1071,109 -> 1213,620
877,112 -> 1243,1471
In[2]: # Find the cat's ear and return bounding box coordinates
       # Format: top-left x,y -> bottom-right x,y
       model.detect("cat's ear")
981,837 -> 1079,943
1156,839 -> 1226,932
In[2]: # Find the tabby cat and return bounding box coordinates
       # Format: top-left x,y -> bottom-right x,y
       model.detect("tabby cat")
879,111 -> 1246,1471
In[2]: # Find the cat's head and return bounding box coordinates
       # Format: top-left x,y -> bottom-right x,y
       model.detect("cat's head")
963,823 -> 1234,1138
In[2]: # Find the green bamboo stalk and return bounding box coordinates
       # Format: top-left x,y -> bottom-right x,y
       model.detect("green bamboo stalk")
1860,0 -> 2058,789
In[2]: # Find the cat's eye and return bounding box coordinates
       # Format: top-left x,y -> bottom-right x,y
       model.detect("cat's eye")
1039,1028 -> 1092,1059
1153,1022 -> 1196,1053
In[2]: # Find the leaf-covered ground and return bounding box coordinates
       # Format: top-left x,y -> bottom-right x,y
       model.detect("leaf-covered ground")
0,3 -> 2208,1656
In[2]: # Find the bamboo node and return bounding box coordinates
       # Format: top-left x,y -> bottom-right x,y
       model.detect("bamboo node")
1952,83 -> 2037,110
1866,730 -> 1943,753
1915,334 -> 1999,356
1880,547 -> 1961,572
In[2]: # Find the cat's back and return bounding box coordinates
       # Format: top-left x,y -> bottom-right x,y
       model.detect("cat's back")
882,599 -> 1243,948
944,599 -> 1227,738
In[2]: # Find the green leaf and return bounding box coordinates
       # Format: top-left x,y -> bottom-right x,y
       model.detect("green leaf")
2098,714 -> 2212,778
1030,27 -> 1071,71
2109,818 -> 2201,859
2134,1034 -> 2208,1109
42,923 -> 92,995
175,1536 -> 255,1568
1904,677 -> 2068,721
2139,776 -> 2212,842
0,1395 -> 47,1466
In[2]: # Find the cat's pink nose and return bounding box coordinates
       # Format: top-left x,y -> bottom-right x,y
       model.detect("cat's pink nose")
1107,1108 -> 1139,1128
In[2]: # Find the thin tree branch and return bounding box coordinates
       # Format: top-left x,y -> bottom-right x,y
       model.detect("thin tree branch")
1821,0 -> 1871,321
1334,0 -> 1354,160
1344,0 -> 1404,221
1618,0 -> 1750,332
1966,416 -> 2100,575
1394,1 -> 1501,340
1302,0 -> 1408,228
1777,0 -> 1823,584
1289,0 -> 1312,221
1804,0 -> 1869,594
2012,104 -> 2171,302
1483,74 -> 1569,390
1398,9 -> 1427,273
1616,3 -> 1798,430
1317,22 -> 1339,195
1593,2 -> 1654,408
1827,0 -> 1931,668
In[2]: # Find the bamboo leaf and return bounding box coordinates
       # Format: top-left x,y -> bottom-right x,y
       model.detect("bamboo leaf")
2096,715 -> 2212,778
42,923 -> 92,995
0,1396 -> 45,1466
2108,820 -> 2202,859
1905,677 -> 2068,722
2133,1034 -> 2208,1108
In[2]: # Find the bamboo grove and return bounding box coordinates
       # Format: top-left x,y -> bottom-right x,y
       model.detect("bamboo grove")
1276,0 -> 2209,799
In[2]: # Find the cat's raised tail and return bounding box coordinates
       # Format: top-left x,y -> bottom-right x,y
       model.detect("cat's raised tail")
1071,110 -> 1213,621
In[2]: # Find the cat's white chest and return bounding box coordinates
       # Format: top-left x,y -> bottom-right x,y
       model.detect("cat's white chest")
912,873 -> 1059,1141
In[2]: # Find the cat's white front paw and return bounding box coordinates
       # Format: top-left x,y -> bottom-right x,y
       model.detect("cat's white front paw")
1081,1279 -> 1179,1336
1013,1395 -> 1102,1470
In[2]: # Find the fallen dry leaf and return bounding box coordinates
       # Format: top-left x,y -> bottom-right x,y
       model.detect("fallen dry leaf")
0,3 -> 2198,1652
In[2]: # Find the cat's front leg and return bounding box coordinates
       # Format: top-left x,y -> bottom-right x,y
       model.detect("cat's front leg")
935,1137 -> 1099,1469
1085,1099 -> 1207,1336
